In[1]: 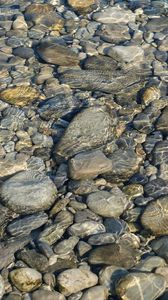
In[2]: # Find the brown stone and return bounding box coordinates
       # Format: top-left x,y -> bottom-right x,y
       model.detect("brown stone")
0,86 -> 40,106
68,0 -> 96,13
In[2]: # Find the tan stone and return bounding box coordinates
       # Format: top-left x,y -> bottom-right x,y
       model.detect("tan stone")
0,86 -> 40,106
68,0 -> 96,13
0,157 -> 27,178
10,268 -> 42,292
142,86 -> 160,106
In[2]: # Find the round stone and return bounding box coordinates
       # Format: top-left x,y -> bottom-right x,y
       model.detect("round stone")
10,268 -> 42,292
141,196 -> 168,236
86,187 -> 128,218
31,290 -> 65,300
1,171 -> 57,214
68,0 -> 96,13
57,268 -> 98,296
80,286 -> 108,300
142,86 -> 160,105
116,272 -> 166,300
13,47 -> 34,59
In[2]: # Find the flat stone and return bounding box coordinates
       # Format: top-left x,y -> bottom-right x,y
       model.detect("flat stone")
141,86 -> 160,106
88,242 -> 139,268
32,290 -> 66,300
60,69 -> 143,94
145,17 -> 167,32
156,107 -> 168,133
88,233 -> 116,245
155,267 -> 168,287
93,6 -> 135,24
104,148 -> 142,182
0,86 -> 40,107
80,286 -> 108,300
86,187 -> 128,218
7,212 -> 48,237
107,45 -> 144,63
151,237 -> 168,263
133,256 -> 166,272
55,106 -> 114,159
141,196 -> 168,235
54,236 -> 79,255
99,266 -> 128,295
0,275 -> 4,299
17,249 -> 49,272
0,237 -> 30,270
69,150 -> 112,180
0,156 -> 27,178
1,171 -> 57,214
84,55 -> 118,71
13,16 -> 28,31
68,0 -> 96,13
10,268 -> 42,292
57,268 -> 98,296
13,47 -> 34,59
68,221 -> 105,238
153,141 -> 168,165
116,272 -> 166,300
144,178 -> 168,198
97,24 -> 130,43
36,40 -> 79,66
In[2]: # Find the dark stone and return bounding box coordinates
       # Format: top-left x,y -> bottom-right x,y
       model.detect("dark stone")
12,47 -> 34,59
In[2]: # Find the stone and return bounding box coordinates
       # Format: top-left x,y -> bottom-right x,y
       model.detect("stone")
75,208 -> 102,223
7,212 -> 48,237
104,218 -> 126,235
68,221 -> 105,238
93,6 -> 135,24
155,267 -> 168,287
88,242 -> 139,268
133,256 -> 166,272
10,268 -> 42,292
0,237 -> 30,270
142,86 -> 161,106
151,237 -> 168,263
107,45 -> 144,63
88,233 -> 116,245
54,236 -> 79,255
13,47 -> 34,59
38,93 -> 80,121
60,69 -> 143,94
141,196 -> 168,235
17,249 -> 49,272
80,286 -> 108,300
13,16 -> 28,31
97,24 -> 130,43
36,40 -> 79,66
69,150 -> 112,180
99,266 -> 128,295
104,148 -> 142,182
153,141 -> 168,165
1,171 -> 57,214
0,155 -> 27,178
0,86 -> 40,107
116,272 -> 166,300
55,106 -> 114,159
31,290 -> 66,300
144,178 -> 168,199
57,268 -> 98,296
159,164 -> 168,181
68,0 -> 96,13
145,17 -> 167,32
156,107 -> 168,133
86,187 -> 128,218
84,55 -> 118,71
0,275 -> 4,299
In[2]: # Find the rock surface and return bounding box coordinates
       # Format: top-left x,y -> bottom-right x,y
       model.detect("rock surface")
10,268 -> 42,292
0,86 -> 40,106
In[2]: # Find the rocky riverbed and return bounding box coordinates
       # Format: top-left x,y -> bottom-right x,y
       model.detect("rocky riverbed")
0,0 -> 168,299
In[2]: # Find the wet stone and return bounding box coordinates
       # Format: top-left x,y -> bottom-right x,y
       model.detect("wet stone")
13,47 -> 34,59
116,272 -> 166,300
141,86 -> 161,106
144,178 -> 168,198
156,107 -> 168,133
141,196 -> 168,236
151,237 -> 168,263
88,242 -> 139,268
68,220 -> 105,238
99,266 -> 128,296
104,218 -> 126,235
86,187 -> 128,218
80,285 -> 108,300
17,249 -> 49,272
36,40 -> 79,66
68,0 -> 96,13
145,17 -> 167,32
84,55 -> 118,71
93,6 -> 135,24
7,212 -> 48,237
107,45 -> 144,63
87,233 -> 116,245
69,150 -> 112,180
1,171 -> 57,214
0,275 -> 4,299
152,141 -> 168,166
97,24 -> 130,44
10,268 -> 42,292
55,106 -> 114,159
31,290 -> 66,300
57,268 -> 98,296
133,256 -> 166,272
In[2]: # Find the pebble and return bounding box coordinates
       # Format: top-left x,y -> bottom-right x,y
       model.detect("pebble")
1,171 -> 57,214
141,196 -> 168,235
107,45 -> 144,63
69,150 -> 112,180
57,268 -> 98,296
55,106 -> 114,158
12,16 -> 28,31
68,220 -> 105,238
36,40 -> 79,66
13,47 -> 34,59
93,6 -> 135,24
86,187 -> 128,218
142,86 -> 161,105
17,249 -> 49,272
31,290 -> 66,300
68,0 -> 96,13
116,272 -> 166,300
0,276 -> 4,299
0,86 -> 40,107
10,268 -> 42,292
80,285 -> 108,300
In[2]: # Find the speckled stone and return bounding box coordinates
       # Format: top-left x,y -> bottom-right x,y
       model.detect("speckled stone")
10,268 -> 42,292
57,268 -> 98,296
80,285 -> 108,300
31,290 -> 66,300
68,0 -> 96,13
1,171 -> 57,214
93,6 -> 135,24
